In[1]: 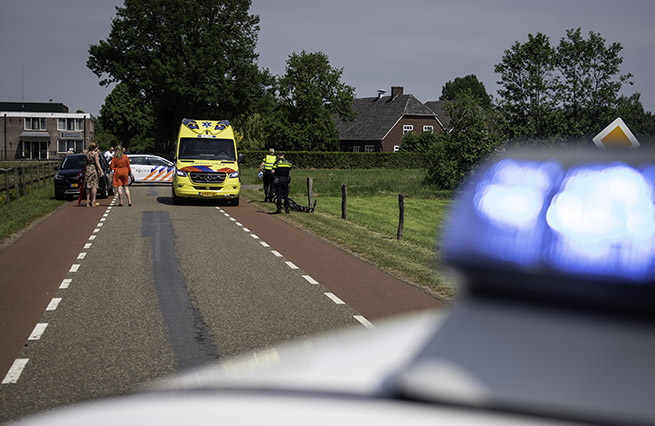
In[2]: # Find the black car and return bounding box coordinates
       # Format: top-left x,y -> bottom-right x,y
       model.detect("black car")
54,153 -> 114,200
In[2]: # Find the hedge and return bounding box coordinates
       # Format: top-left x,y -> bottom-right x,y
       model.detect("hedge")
240,151 -> 427,169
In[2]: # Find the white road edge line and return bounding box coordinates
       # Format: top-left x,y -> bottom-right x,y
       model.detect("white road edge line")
59,278 -> 72,289
324,292 -> 345,305
77,252 -> 86,260
250,234 -> 259,239
46,298 -> 62,311
271,250 -> 283,257
69,264 -> 80,273
28,323 -> 48,340
285,261 -> 299,270
2,359 -> 29,384
260,242 -> 270,247
354,315 -> 375,329
302,275 -> 319,285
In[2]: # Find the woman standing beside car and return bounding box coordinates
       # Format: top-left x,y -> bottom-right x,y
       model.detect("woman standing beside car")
84,143 -> 104,207
110,145 -> 133,206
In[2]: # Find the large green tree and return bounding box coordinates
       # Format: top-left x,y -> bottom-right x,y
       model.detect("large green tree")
426,90 -> 505,190
99,82 -> 154,152
495,29 -> 634,141
269,51 -> 355,151
495,32 -> 558,139
440,74 -> 492,108
555,28 -> 633,136
87,0 -> 266,154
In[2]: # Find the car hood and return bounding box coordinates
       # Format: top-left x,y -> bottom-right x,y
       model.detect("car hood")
56,169 -> 81,178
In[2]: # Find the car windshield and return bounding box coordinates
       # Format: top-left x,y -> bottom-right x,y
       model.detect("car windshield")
60,155 -> 85,170
178,138 -> 235,161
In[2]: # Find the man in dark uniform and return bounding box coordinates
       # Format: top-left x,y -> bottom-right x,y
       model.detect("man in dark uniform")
272,151 -> 292,214
259,148 -> 276,202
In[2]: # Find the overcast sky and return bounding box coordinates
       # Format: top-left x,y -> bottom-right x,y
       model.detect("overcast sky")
1,0 -> 653,118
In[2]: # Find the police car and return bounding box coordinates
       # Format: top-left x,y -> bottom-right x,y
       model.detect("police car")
127,154 -> 174,185
18,147 -> 655,425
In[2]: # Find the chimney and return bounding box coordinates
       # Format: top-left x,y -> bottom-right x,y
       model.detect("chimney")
391,86 -> 403,98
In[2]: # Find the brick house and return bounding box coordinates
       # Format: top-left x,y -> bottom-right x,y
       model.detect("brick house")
0,102 -> 95,160
335,86 -> 447,152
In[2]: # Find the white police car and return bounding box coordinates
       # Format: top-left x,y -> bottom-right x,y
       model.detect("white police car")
127,154 -> 174,185
16,147 -> 655,426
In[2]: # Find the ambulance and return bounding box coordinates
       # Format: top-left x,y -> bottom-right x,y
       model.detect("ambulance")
171,118 -> 243,205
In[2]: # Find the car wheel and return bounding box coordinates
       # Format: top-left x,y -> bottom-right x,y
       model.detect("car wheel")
55,191 -> 64,200
230,197 -> 239,207
171,186 -> 180,205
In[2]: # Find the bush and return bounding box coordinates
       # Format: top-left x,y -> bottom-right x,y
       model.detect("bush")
240,151 -> 427,169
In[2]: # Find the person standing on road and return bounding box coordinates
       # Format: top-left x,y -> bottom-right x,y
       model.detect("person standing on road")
110,145 -> 133,206
272,151 -> 292,214
104,146 -> 114,162
259,148 -> 276,202
84,143 -> 104,207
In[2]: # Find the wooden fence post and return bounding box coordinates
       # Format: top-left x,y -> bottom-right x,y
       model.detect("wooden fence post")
307,177 -> 313,210
341,184 -> 347,220
397,193 -> 405,240
14,166 -> 19,199
4,169 -> 9,204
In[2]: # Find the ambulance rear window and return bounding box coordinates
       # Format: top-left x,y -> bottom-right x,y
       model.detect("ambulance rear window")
179,138 -> 235,161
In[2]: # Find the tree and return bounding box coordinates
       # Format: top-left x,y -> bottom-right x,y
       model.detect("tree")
99,82 -> 154,152
399,130 -> 437,153
495,32 -> 558,139
440,74 -> 492,108
269,51 -> 355,151
425,90 -> 505,190
88,0 -> 266,154
555,28 -> 633,137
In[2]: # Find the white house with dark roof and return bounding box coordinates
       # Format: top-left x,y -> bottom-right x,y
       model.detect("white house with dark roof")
335,86 -> 448,152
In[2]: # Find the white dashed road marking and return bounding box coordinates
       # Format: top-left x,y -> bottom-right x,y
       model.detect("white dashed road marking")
2,359 -> 29,384
324,292 -> 345,305
28,323 -> 48,340
46,298 -> 62,311
302,275 -> 319,285
354,315 -> 375,329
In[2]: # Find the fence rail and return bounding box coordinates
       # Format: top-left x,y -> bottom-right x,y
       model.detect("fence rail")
0,161 -> 58,204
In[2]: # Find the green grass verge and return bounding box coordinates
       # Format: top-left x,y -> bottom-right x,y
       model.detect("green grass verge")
241,168 -> 457,302
0,185 -> 65,245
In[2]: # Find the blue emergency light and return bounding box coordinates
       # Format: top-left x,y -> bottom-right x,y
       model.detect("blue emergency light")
441,148 -> 655,313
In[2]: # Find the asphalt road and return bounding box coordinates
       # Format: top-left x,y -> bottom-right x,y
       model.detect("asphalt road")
0,185 -> 441,423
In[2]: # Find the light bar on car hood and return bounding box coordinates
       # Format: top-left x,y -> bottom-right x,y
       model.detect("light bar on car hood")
440,148 -> 655,313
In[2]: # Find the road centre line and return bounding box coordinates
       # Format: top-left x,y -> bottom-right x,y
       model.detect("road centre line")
46,298 -> 62,311
28,323 -> 48,340
2,359 -> 29,384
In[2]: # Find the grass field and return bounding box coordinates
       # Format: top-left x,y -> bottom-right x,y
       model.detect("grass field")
241,168 -> 457,301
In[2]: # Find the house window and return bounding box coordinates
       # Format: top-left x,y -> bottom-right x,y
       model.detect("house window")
57,118 -> 84,131
25,117 -> 47,130
57,139 -> 84,153
364,145 -> 375,152
352,146 -> 361,153
403,125 -> 413,135
423,125 -> 434,133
